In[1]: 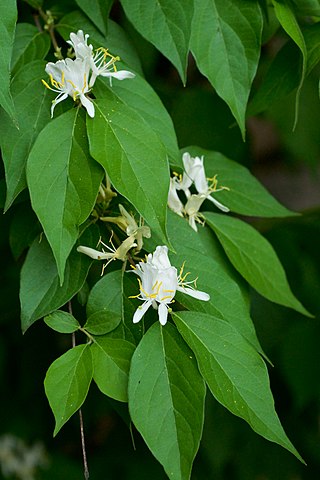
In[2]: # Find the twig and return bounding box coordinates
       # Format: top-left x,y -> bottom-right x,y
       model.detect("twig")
68,302 -> 90,479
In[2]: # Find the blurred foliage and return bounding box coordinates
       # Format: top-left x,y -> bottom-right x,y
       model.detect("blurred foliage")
1,0 -> 320,479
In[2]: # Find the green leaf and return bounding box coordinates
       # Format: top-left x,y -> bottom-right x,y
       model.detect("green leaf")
0,0 -> 17,121
159,210 -> 265,355
11,23 -> 50,74
291,0 -> 320,16
95,75 -> 180,166
91,337 -> 135,402
173,311 -> 304,462
44,310 -> 80,333
9,205 -> 41,259
128,322 -> 206,480
205,212 -> 310,316
44,344 -> 93,436
0,61 -> 51,210
86,269 -> 143,344
182,147 -> 296,217
191,0 -> 263,137
248,23 -> 320,117
20,226 -> 98,333
87,95 -> 169,245
272,0 -> 307,128
75,0 -> 113,35
120,0 -> 193,83
57,11 -> 142,74
27,108 -> 103,282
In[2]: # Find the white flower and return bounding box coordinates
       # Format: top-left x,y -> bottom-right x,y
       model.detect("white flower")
184,194 -> 207,232
181,152 -> 230,212
168,178 -> 184,217
42,58 -> 94,117
66,29 -> 135,88
131,246 -> 210,325
77,235 -> 136,274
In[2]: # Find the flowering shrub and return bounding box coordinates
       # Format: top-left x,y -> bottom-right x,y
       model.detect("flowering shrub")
1,0 -> 319,479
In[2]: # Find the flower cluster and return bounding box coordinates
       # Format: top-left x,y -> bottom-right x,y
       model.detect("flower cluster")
42,30 -> 135,118
131,246 -> 210,325
168,152 -> 230,231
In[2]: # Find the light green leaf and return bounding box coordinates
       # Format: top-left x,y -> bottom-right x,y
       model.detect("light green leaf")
44,310 -> 80,334
173,311 -> 304,463
0,61 -> 51,211
87,95 -> 169,245
95,75 -> 180,166
0,0 -> 17,121
159,210 -> 264,355
191,0 -> 263,137
11,23 -> 50,74
91,337 -> 135,402
44,344 -> 93,436
120,0 -> 193,83
205,212 -> 310,316
128,322 -> 206,480
27,108 -> 103,283
272,0 -> 307,128
57,11 -> 142,74
20,226 -> 98,333
75,0 -> 113,35
86,270 -> 143,344
182,147 -> 296,217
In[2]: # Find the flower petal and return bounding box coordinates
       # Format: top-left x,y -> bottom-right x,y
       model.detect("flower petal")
80,94 -> 95,118
177,285 -> 210,301
77,245 -> 112,260
133,300 -> 152,323
158,302 -> 169,325
207,194 -> 230,212
51,92 -> 68,117
102,70 -> 135,80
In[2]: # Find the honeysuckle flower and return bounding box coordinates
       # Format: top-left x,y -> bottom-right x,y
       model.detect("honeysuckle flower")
67,29 -> 135,88
77,235 -> 136,274
181,152 -> 230,212
100,205 -> 151,252
184,194 -> 207,232
42,58 -> 94,117
131,246 -> 210,325
168,178 -> 184,217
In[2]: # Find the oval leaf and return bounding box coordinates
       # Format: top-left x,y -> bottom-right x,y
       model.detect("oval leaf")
191,0 -> 263,137
20,226 -> 98,333
11,23 -> 50,74
44,344 -> 93,436
173,311 -> 304,463
87,95 -> 169,244
84,311 -> 121,335
27,108 -> 103,282
205,212 -> 310,316
91,337 -> 135,402
44,310 -> 80,334
120,0 -> 194,83
128,322 -> 206,480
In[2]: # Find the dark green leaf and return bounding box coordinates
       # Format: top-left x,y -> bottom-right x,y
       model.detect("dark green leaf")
20,226 -> 98,332
182,147 -> 296,217
0,0 -> 17,121
128,322 -> 206,480
27,108 -> 103,282
84,311 -> 121,335
120,0 -> 194,83
173,311 -> 304,463
87,95 -> 169,245
9,205 -> 41,259
191,0 -> 263,137
44,344 -> 93,436
95,75 -> 180,166
11,23 -> 50,74
272,0 -> 307,128
91,336 -> 135,401
44,310 -> 80,333
75,0 -> 113,35
0,61 -> 52,210
205,212 -> 310,316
